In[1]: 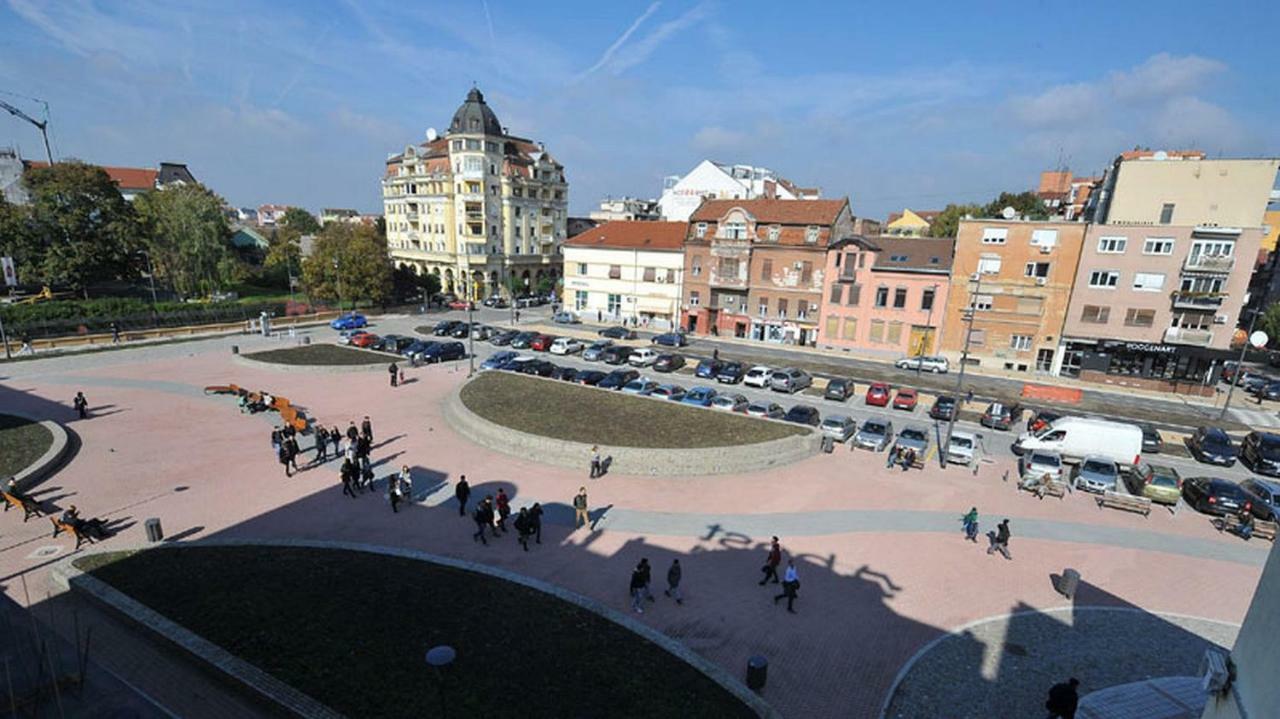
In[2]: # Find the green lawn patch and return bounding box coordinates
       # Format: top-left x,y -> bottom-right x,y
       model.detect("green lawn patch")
0,414 -> 54,477
76,546 -> 756,719
461,371 -> 808,448
242,344 -> 394,366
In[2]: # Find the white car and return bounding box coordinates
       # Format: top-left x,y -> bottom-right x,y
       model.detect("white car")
628,347 -> 660,367
1018,449 -> 1064,486
549,337 -> 584,355
894,356 -> 950,373
743,365 -> 774,388
946,430 -> 978,466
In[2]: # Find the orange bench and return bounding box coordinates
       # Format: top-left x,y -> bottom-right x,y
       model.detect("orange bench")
3,490 -> 43,522
203,384 -> 243,395
210,385 -> 308,432
51,517 -> 95,549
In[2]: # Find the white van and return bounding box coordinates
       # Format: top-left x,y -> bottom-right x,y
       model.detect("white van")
1014,417 -> 1143,469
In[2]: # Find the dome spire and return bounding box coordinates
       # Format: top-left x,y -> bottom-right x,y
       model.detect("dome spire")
449,86 -> 502,136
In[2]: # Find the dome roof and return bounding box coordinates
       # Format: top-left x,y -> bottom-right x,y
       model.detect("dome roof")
448,87 -> 503,136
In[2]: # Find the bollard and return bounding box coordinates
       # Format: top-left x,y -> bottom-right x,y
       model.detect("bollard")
144,517 -> 164,543
231,345 -> 239,355
302,336 -> 311,345
1056,568 -> 1081,599
821,436 -> 834,454
746,655 -> 768,691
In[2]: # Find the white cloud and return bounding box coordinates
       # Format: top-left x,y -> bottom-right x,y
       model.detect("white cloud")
1148,95 -> 1241,149
578,2 -> 662,79
1109,52 -> 1225,101
691,126 -> 748,152
1008,83 -> 1102,128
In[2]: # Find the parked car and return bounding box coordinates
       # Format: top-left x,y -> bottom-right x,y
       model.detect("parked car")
1242,373 -> 1274,394
552,311 -> 581,324
401,340 -> 436,359
1073,455 -> 1119,493
864,382 -> 891,407
575,370 -> 608,386
681,386 -> 718,406
1183,477 -> 1253,516
743,365 -> 774,388
820,415 -> 856,442
710,394 -> 750,412
601,346 -> 636,365
582,340 -> 613,361
374,334 -> 407,352
446,299 -> 473,310
1019,450 -> 1064,485
552,366 -> 580,382
653,354 -> 685,373
598,369 -> 640,390
621,378 -> 659,395
1026,409 -> 1063,434
529,334 -> 555,352
716,361 -> 745,384
1126,463 -> 1183,505
482,295 -> 507,308
784,403 -> 821,427
980,402 -> 1022,430
651,384 -> 687,401
824,378 -> 855,402
892,388 -> 918,411
894,356 -> 949,373
420,341 -> 465,363
1187,426 -> 1238,467
628,348 -> 661,367
598,326 -> 637,340
1016,417 -> 1144,469
1240,478 -> 1280,521
489,329 -> 519,346
350,333 -> 380,348
1257,381 -> 1280,402
448,323 -> 474,339
471,325 -> 493,341
651,332 -> 687,347
1241,431 -> 1280,477
549,337 -> 584,355
518,359 -> 557,377
854,419 -> 894,451
745,402 -> 785,419
929,395 -> 958,421
330,313 -> 368,330
895,427 -> 930,455
383,336 -> 417,353
1138,423 -> 1164,454
509,332 -> 538,349
943,430 -> 977,465
480,350 -> 518,370
695,358 -> 723,379
769,368 -> 813,394
337,329 -> 369,345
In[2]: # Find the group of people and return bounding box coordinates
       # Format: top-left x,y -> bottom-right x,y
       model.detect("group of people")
466,485 -> 544,551
60,505 -> 111,540
239,389 -> 274,414
629,557 -> 683,613
885,445 -> 918,472
959,507 -> 1012,558
271,424 -> 303,477
759,536 -> 801,613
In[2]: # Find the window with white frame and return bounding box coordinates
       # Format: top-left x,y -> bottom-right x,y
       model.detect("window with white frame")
767,225 -> 781,241
1031,229 -> 1058,248
577,263 -> 587,275
805,225 -> 820,243
1088,270 -> 1120,288
1097,236 -> 1127,254
1009,335 -> 1033,351
689,291 -> 700,306
1132,272 -> 1165,292
972,294 -> 993,311
695,223 -> 707,239
977,255 -> 1002,274
981,228 -> 1008,244
574,290 -> 588,310
1143,238 -> 1174,255
721,221 -> 747,239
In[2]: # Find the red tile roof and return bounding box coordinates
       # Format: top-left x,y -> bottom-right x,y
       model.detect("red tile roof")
563,221 -> 687,251
690,198 -> 847,225
25,161 -> 157,190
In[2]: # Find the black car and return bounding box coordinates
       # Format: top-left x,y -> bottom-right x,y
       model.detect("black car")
1240,431 -> 1280,477
1182,477 -> 1253,516
601,346 -> 635,365
653,354 -> 685,373
783,404 -> 821,426
420,341 -> 465,363
378,335 -> 415,353
576,370 -> 608,386
1258,381 -> 1280,402
553,366 -> 580,382
482,296 -> 510,308
517,359 -> 556,377
1187,426 -> 1237,467
694,358 -> 723,379
1139,423 -> 1164,454
716,362 -> 745,384
432,321 -> 462,336
929,395 -> 957,421
449,322 -> 474,339
598,369 -> 639,389
651,332 -> 687,347
598,326 -> 637,340
489,329 -> 518,346
825,378 -> 855,402
509,332 -> 539,349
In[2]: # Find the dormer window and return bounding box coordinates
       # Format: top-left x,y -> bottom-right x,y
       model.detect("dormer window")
720,221 -> 747,240
805,226 -> 819,243
767,225 -> 781,241
695,223 -> 707,239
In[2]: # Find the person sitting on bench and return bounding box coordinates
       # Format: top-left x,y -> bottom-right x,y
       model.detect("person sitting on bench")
61,505 -> 109,539
1235,509 -> 1254,540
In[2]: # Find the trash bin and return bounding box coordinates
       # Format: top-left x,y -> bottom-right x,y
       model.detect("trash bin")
821,436 -> 835,454
1056,568 -> 1080,599
746,655 -> 768,690
302,335 -> 311,345
144,518 -> 164,543
231,345 -> 239,355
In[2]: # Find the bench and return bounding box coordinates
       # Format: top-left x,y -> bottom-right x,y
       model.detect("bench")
1019,475 -> 1067,500
51,517 -> 96,549
1096,490 -> 1152,517
203,384 -> 243,395
272,397 -> 308,433
1216,514 -> 1278,541
2,490 -> 43,522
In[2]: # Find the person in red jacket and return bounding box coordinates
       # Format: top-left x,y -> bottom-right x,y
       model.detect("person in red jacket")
759,536 -> 782,585
495,488 -> 511,533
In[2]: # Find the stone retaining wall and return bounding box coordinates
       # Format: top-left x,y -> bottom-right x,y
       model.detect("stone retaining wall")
5,411 -> 71,492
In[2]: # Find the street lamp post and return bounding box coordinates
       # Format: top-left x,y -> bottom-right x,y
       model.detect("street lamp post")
942,273 -> 983,467
465,275 -> 476,377
1219,308 -> 1260,421
137,250 -> 158,307
332,257 -> 343,311
917,283 -> 939,378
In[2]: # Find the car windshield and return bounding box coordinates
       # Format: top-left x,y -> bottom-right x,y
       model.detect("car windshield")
936,398 -> 954,407
1151,472 -> 1179,488
1031,453 -> 1061,468
821,418 -> 847,429
1082,460 -> 1115,476
950,437 -> 973,449
1259,437 -> 1280,458
900,429 -> 926,442
862,423 -> 886,436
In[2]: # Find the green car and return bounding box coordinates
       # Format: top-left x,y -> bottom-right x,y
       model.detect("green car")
1128,463 -> 1182,505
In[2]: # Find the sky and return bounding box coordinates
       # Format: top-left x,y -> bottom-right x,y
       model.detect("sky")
2,0 -> 1277,221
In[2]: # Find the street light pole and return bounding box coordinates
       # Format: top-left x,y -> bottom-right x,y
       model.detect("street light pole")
917,282 -> 939,378
466,275 -> 476,377
942,273 -> 982,467
333,257 -> 343,311
138,250 -> 158,307
1219,308 -> 1259,421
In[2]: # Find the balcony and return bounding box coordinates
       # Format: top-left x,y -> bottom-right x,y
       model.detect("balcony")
465,211 -> 484,222
1164,326 -> 1214,346
708,270 -> 748,289
1182,254 -> 1234,273
1170,291 -> 1226,311
838,268 -> 858,283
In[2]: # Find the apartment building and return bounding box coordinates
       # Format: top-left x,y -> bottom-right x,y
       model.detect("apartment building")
816,236 -> 954,357
658,160 -> 820,222
680,198 -> 854,345
884,209 -> 941,237
1086,151 -> 1279,227
589,197 -> 660,222
561,221 -> 685,327
939,220 -> 1088,374
382,87 -> 567,299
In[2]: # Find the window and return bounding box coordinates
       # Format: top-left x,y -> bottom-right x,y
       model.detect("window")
846,285 -> 861,306
801,261 -> 813,284
869,320 -> 885,343
1124,309 -> 1156,327
761,259 -> 773,281
643,267 -> 656,282
1143,238 -> 1175,255
717,257 -> 739,279
691,257 -> 701,276
1010,335 -> 1033,351
485,141 -> 498,152
805,226 -> 819,243
1024,262 -> 1050,278
969,329 -> 986,347
1159,203 -> 1175,224
512,188 -> 522,197
972,294 -> 993,311
1132,272 -> 1165,292
977,255 -> 1002,275
1081,305 -> 1110,324
1180,276 -> 1224,293
758,299 -> 768,317
575,290 -> 588,310
842,317 -> 858,339
689,291 -> 700,306
893,287 -> 907,308
463,156 -> 483,173
577,263 -> 587,276
875,287 -> 889,307
1088,271 -> 1119,288
665,268 -> 676,283
921,288 -> 935,311
465,139 -> 480,150
981,228 -> 1008,244
695,223 -> 707,239
825,316 -> 839,338
887,321 -> 903,344
721,221 -> 747,239
608,265 -> 622,280
889,255 -> 908,262
1031,229 -> 1058,248
1097,237 -> 1127,254
607,294 -> 621,315
829,285 -> 844,303
767,225 -> 781,241
777,298 -> 788,317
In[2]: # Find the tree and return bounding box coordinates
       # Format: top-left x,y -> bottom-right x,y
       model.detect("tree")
282,207 -> 320,234
0,197 -> 39,284
22,161 -> 142,295
1258,304 -> 1280,349
301,222 -> 392,308
927,203 -> 982,238
535,274 -> 556,295
981,191 -> 1048,221
135,183 -> 235,298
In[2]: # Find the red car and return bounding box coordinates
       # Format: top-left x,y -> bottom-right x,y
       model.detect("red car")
529,334 -> 555,352
892,388 -> 918,411
865,382 -> 891,406
350,333 -> 380,348
447,299 -> 474,310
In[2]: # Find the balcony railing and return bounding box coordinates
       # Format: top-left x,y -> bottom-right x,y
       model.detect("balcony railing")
1170,291 -> 1226,310
838,268 -> 858,283
465,211 -> 484,222
1183,254 -> 1234,272
1164,326 -> 1214,346
708,270 -> 747,289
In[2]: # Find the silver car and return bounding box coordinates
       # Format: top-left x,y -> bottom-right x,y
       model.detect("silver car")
1019,450 -> 1064,487
820,415 -> 857,443
745,401 -> 785,419
582,340 -> 613,362
769,368 -> 813,394
710,393 -> 749,412
895,426 -> 931,454
1074,455 -> 1119,493
854,419 -> 894,451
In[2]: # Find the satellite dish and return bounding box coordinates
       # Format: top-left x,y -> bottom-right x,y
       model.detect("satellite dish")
1001,206 -> 1017,220
425,127 -> 438,141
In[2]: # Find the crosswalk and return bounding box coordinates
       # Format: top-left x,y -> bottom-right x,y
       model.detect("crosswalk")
1228,407 -> 1280,429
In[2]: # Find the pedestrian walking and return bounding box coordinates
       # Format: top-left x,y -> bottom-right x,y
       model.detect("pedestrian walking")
773,561 -> 800,613
629,562 -> 647,613
589,446 -> 601,478
713,348 -> 719,360
597,309 -> 602,323
271,428 -> 283,456
638,558 -> 655,602
455,475 -> 471,516
346,421 -> 359,444
361,416 -> 373,442
1044,677 -> 1080,719
495,488 -> 511,533
514,507 -> 533,551
965,388 -> 974,404
389,473 -> 404,513
472,502 -> 490,545
760,536 -> 782,585
388,362 -> 399,387
72,391 -> 89,419
529,502 -> 543,544
357,434 -> 372,474
664,559 -> 684,604
344,440 -> 357,467
278,443 -> 293,477
573,487 -> 589,529
110,322 -> 120,344
988,519 -> 1012,559
330,425 -> 342,457
315,426 -> 329,462
397,465 -> 413,502
961,507 -> 979,542
284,437 -> 300,474
340,460 -> 357,498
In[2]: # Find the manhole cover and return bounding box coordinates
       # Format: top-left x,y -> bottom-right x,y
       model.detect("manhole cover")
28,546 -> 63,559
1004,643 -> 1029,657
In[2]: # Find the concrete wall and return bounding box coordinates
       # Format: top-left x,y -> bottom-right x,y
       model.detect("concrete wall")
1107,158 -> 1279,228
1200,544 -> 1280,719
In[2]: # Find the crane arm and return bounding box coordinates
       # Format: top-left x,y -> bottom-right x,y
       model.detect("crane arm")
0,99 -> 47,130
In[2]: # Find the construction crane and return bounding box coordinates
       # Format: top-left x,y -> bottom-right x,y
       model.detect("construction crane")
1,97 -> 54,164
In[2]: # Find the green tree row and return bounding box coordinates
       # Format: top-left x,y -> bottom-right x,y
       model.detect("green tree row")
927,191 -> 1049,238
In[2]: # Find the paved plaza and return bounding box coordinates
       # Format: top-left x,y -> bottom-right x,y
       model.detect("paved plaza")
0,319 -> 1270,718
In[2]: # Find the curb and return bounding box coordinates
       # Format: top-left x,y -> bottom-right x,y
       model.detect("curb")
5,411 -> 72,492
232,347 -> 403,374
55,539 -> 779,719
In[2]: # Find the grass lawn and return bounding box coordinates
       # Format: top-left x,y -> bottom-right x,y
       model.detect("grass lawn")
77,547 -> 756,719
461,371 -> 808,448
0,414 -> 54,477
243,344 -> 394,366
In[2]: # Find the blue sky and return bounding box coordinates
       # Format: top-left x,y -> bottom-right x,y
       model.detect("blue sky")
2,0 -> 1277,220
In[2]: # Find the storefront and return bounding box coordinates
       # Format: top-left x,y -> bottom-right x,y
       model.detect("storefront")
1061,339 -> 1230,396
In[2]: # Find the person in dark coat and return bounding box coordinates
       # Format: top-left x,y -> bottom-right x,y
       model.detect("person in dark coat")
357,434 -> 372,474
629,563 -> 647,614
455,475 -> 471,516
330,425 -> 342,456
1045,678 -> 1079,719
388,362 -> 399,387
346,421 -> 359,445
278,443 -> 293,477
664,559 -> 683,604
482,496 -> 498,538
314,426 -> 329,462
529,503 -> 543,544
760,537 -> 782,585
472,502 -> 490,545
637,558 -> 655,603
340,460 -> 357,498
514,507 -> 533,551
988,519 -> 1012,559
73,391 -> 89,419
361,416 -> 373,442
271,428 -> 283,457
495,488 -> 511,533
284,437 -> 300,474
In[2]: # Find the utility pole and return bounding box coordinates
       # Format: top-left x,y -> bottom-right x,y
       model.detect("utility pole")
1,97 -> 54,164
917,282 -> 939,377
942,273 -> 982,467
333,257 -> 343,311
1219,308 -> 1259,421
465,274 -> 476,377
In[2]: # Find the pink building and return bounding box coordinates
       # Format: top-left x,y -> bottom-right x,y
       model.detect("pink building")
816,236 -> 955,357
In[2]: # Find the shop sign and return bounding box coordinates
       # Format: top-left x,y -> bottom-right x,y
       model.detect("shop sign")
1122,342 -> 1179,354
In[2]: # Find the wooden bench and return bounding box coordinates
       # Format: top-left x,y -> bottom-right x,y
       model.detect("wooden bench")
1019,475 -> 1067,500
2,490 -> 43,522
51,517 -> 96,549
272,397 -> 308,433
1216,514 -> 1278,541
1096,490 -> 1152,517
203,383 -> 242,395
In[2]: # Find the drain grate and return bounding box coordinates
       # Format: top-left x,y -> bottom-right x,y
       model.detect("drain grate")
28,546 -> 63,559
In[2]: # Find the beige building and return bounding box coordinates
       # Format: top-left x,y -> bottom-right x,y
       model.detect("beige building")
1089,151 -> 1279,228
1199,543 -> 1280,719
562,221 -> 686,326
382,88 -> 568,299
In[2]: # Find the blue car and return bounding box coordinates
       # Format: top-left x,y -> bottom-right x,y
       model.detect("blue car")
402,340 -> 436,359
695,358 -> 723,379
681,386 -> 718,406
481,350 -> 518,370
421,341 -> 465,363
330,313 -> 367,330
621,378 -> 659,395
651,332 -> 688,347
